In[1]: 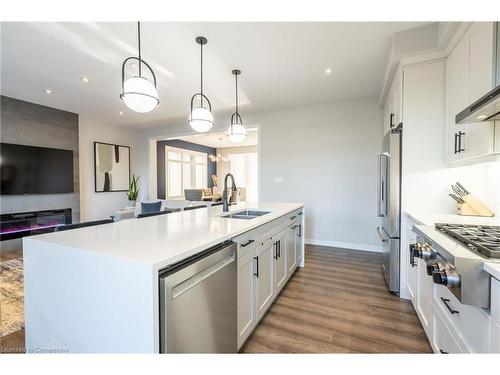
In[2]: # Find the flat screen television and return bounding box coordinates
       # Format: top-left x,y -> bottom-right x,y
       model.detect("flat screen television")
0,143 -> 74,194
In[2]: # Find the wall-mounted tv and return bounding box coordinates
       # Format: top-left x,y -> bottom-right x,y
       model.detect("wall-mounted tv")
0,143 -> 74,195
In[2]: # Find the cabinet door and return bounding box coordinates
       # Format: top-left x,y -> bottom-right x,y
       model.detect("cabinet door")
445,33 -> 469,163
406,222 -> 418,305
286,224 -> 297,275
469,22 -> 494,103
273,230 -> 287,294
417,258 -> 434,337
296,223 -> 303,265
255,239 -> 275,321
237,249 -> 257,349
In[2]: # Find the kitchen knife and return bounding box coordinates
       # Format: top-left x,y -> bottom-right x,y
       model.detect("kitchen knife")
456,182 -> 469,195
449,194 -> 464,204
451,185 -> 464,197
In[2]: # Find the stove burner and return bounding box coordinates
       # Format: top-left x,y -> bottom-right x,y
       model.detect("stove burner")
435,223 -> 500,259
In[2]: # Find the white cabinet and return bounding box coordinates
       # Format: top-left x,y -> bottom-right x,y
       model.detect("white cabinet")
406,221 -> 418,305
432,306 -> 464,354
383,69 -> 403,135
255,239 -> 275,321
236,211 -> 304,349
272,229 -> 287,294
237,248 -> 258,348
445,22 -> 496,164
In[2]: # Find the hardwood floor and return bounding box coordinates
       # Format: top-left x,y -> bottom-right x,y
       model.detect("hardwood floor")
0,245 -> 431,354
242,245 -> 432,353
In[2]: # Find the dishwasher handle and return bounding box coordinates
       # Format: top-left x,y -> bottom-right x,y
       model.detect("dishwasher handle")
171,252 -> 235,299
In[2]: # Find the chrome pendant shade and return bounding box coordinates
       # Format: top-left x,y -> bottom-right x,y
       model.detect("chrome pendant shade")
227,69 -> 246,143
188,37 -> 214,133
120,22 -> 159,113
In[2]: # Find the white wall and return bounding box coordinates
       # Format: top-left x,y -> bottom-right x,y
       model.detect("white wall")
139,96 -> 384,251
79,116 -> 145,221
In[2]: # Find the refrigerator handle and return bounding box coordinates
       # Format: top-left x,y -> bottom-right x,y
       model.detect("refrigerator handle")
377,153 -> 388,217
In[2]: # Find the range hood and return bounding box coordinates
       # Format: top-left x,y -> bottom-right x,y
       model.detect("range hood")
455,84 -> 500,124
456,22 -> 500,125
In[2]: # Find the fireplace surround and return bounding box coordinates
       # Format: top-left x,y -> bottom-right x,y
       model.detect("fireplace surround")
0,208 -> 72,241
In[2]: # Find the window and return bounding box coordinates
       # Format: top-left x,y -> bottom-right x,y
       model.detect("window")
165,147 -> 208,199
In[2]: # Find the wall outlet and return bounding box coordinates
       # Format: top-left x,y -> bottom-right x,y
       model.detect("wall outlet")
274,176 -> 284,183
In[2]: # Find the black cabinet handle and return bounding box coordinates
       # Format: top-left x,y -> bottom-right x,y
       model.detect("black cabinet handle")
298,212 -> 303,216
241,239 -> 255,247
298,224 -> 302,238
441,297 -> 459,315
273,242 -> 278,260
458,131 -> 465,153
439,349 -> 448,354
390,113 -> 395,128
454,133 -> 459,154
253,256 -> 259,278
277,240 -> 281,258
290,216 -> 297,220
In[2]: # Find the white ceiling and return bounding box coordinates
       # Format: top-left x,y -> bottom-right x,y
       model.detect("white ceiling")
178,129 -> 258,148
1,22 -> 429,128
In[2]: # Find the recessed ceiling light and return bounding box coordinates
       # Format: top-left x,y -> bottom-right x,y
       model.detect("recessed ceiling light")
80,77 -> 89,83
45,89 -> 52,94
119,111 -> 124,116
476,115 -> 487,119
325,68 -> 332,75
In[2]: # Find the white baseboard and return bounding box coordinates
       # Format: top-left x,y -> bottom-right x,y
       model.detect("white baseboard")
305,238 -> 383,253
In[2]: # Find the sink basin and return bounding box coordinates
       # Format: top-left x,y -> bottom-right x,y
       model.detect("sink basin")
221,209 -> 271,220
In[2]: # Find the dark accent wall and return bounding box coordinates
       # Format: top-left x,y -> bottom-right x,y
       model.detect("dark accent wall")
157,139 -> 217,199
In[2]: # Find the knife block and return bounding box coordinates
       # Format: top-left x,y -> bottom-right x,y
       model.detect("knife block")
457,193 -> 495,217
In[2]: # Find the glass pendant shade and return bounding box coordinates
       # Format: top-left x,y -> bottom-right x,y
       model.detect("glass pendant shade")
227,123 -> 246,143
188,106 -> 214,132
121,76 -> 159,113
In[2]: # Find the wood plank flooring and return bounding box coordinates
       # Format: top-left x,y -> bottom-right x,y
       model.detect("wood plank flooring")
0,245 -> 431,354
242,245 -> 432,353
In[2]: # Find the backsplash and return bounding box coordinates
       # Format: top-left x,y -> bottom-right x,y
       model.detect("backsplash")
404,160 -> 500,216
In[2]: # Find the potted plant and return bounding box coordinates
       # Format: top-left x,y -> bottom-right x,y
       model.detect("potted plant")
126,175 -> 140,207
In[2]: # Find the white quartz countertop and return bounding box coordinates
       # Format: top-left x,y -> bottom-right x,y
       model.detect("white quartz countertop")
406,211 -> 500,226
24,202 -> 303,269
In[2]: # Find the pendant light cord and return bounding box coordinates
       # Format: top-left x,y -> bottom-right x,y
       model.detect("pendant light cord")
137,21 -> 142,77
200,41 -> 204,106
235,73 -> 239,115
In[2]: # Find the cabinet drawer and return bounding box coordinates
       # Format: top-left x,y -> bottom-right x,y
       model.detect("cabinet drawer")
233,229 -> 259,259
434,284 -> 490,352
433,305 -> 464,354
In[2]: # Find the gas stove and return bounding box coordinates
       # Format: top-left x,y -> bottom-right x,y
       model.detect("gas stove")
435,223 -> 500,259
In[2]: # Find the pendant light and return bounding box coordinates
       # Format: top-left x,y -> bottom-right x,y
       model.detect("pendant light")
188,37 -> 214,133
120,22 -> 159,113
227,69 -> 246,143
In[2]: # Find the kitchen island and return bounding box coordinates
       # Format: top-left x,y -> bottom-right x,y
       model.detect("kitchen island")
23,202 -> 304,353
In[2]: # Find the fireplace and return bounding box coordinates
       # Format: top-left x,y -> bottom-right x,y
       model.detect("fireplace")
0,208 -> 72,241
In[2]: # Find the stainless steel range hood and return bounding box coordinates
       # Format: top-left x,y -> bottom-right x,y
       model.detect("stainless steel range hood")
455,84 -> 500,124
456,22 -> 500,125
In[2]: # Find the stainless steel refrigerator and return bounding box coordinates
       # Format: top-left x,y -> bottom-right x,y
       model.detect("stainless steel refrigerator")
376,124 -> 402,294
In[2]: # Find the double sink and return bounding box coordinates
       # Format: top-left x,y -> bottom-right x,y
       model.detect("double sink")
221,209 -> 270,220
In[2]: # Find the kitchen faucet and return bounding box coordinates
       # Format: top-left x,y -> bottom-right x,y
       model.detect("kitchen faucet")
222,173 -> 237,212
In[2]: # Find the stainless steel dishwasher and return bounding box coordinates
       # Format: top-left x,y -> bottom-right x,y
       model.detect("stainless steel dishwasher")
159,241 -> 237,353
